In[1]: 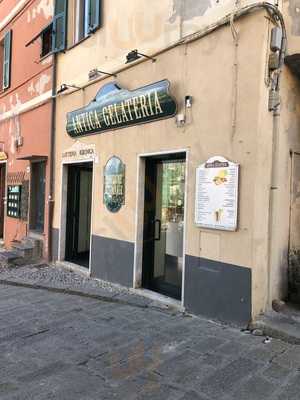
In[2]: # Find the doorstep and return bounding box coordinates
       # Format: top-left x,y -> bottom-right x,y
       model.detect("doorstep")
250,303 -> 300,345
58,260 -> 90,277
132,288 -> 184,312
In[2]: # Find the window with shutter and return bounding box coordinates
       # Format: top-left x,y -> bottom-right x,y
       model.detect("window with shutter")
41,23 -> 53,57
73,0 -> 101,45
88,0 -> 101,33
2,30 -> 12,90
52,0 -> 67,52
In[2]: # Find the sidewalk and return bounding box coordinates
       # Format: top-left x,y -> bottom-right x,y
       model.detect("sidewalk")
250,303 -> 300,345
0,263 -> 177,312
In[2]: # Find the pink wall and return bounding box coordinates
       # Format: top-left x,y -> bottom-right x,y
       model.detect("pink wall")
0,0 -> 53,257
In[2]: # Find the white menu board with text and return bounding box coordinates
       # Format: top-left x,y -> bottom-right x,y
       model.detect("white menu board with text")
195,156 -> 239,231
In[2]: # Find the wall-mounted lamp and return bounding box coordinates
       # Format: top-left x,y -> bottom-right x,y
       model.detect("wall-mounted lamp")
176,95 -> 193,127
125,49 -> 156,64
57,83 -> 81,95
185,95 -> 193,108
88,69 -> 117,81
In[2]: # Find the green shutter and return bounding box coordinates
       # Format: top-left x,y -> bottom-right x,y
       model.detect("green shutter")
3,30 -> 12,90
88,0 -> 101,33
52,0 -> 67,52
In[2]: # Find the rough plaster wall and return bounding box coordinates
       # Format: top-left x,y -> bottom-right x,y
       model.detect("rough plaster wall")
169,0 -> 212,23
268,68 -> 300,303
57,0 -> 276,89
283,0 -> 300,53
290,153 -> 300,250
267,0 -> 300,302
27,74 -> 51,96
286,0 -> 300,36
27,0 -> 53,22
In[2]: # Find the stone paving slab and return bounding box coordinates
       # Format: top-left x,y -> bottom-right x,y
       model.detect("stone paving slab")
0,265 -> 300,399
0,284 -> 299,399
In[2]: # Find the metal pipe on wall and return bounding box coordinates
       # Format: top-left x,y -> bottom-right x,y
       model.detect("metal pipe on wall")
47,52 -> 57,261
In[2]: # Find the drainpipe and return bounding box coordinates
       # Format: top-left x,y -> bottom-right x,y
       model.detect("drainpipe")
47,52 -> 57,262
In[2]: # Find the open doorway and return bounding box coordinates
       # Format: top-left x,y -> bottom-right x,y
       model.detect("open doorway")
30,161 -> 46,233
0,163 -> 6,239
142,153 -> 186,300
65,162 -> 93,268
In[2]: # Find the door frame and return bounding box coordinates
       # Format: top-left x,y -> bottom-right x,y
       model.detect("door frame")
29,160 -> 46,233
0,160 -> 7,241
133,148 -> 189,307
58,158 -> 95,275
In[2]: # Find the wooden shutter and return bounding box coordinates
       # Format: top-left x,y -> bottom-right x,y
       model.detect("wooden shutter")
52,0 -> 67,52
88,0 -> 101,33
3,30 -> 12,90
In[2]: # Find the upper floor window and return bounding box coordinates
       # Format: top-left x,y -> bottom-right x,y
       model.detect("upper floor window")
70,0 -> 102,46
26,0 -> 102,57
41,23 -> 53,57
0,30 -> 12,90
75,0 -> 89,42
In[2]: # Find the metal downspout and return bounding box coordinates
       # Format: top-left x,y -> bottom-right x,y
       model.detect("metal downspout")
47,52 -> 57,261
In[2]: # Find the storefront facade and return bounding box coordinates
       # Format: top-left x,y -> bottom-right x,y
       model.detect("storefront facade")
52,0 -> 300,325
0,0 -> 54,258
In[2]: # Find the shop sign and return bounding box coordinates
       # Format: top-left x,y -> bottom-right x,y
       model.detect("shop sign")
0,151 -> 7,161
103,156 -> 125,213
195,156 -> 239,231
62,141 -> 97,162
66,80 -> 177,138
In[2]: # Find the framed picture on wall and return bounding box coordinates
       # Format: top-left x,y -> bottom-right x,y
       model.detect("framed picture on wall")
103,156 -> 125,213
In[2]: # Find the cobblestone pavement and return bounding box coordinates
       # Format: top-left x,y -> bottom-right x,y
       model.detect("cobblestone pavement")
0,284 -> 299,400
0,264 -> 129,294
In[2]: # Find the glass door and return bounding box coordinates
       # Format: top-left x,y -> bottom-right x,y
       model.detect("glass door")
0,164 -> 5,239
142,155 -> 186,300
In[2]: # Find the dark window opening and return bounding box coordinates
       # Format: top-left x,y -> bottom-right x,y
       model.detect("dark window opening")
41,23 -> 53,57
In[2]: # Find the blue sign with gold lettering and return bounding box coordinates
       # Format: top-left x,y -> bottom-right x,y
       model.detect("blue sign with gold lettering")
66,80 -> 177,137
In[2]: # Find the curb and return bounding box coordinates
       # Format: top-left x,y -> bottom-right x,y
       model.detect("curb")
249,319 -> 300,345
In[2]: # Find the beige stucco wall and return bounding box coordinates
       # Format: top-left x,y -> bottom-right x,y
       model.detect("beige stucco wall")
53,9 -> 279,319
268,68 -> 300,302
263,1 -> 300,303
56,0 -> 277,89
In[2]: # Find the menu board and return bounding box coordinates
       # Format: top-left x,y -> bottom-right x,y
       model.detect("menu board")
195,156 -> 239,231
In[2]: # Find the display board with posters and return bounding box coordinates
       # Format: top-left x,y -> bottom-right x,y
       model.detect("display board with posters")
195,156 -> 239,231
103,156 -> 125,213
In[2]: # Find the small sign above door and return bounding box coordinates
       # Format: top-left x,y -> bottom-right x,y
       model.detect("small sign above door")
66,80 -> 177,138
195,156 -> 239,231
62,141 -> 97,163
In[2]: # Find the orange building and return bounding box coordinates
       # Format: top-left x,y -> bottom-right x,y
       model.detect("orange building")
0,0 -> 54,259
